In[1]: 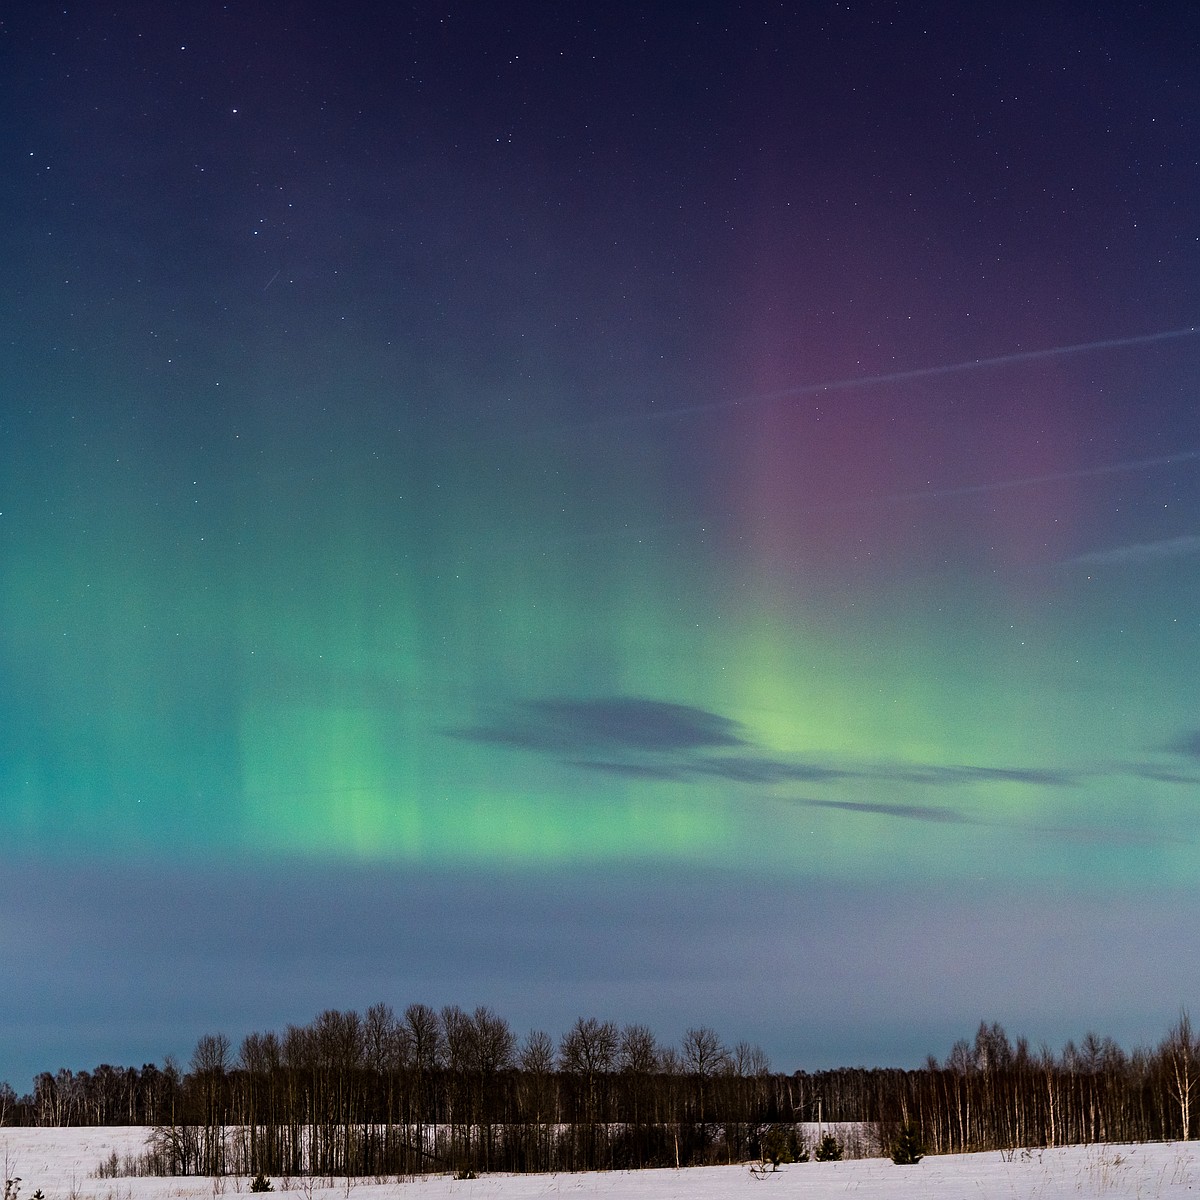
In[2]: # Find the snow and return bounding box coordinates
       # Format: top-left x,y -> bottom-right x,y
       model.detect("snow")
2,1127 -> 1199,1200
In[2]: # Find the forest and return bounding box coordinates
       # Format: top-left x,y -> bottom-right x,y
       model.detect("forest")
2,1007 -> 1199,1176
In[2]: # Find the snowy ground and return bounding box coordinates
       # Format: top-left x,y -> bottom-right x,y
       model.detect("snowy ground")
2,1127 -> 1199,1200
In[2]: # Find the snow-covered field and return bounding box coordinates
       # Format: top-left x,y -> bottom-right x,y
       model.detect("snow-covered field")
2,1127 -> 1199,1200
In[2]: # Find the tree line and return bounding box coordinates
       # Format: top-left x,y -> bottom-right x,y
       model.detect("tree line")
4,1007 -> 1200,1175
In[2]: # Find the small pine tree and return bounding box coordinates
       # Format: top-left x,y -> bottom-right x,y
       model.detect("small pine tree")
249,1174 -> 273,1193
760,1125 -> 801,1169
814,1133 -> 842,1162
891,1123 -> 925,1165
759,1127 -> 784,1169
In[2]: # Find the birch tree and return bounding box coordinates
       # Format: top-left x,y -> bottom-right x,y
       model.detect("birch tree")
1160,1010 -> 1200,1140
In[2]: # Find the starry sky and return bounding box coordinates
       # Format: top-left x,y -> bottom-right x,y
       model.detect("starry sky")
2,1 -> 1199,1087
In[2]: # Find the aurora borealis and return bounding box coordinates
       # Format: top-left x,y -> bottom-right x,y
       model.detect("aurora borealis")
2,2 -> 1200,1084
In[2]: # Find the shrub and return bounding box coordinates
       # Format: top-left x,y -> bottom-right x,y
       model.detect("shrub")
249,1174 -> 273,1192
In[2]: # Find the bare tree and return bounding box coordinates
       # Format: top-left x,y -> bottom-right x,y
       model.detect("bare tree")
658,1045 -> 682,1075
618,1024 -> 660,1074
560,1017 -> 619,1151
191,1032 -> 232,1075
681,1026 -> 729,1122
239,1031 -> 280,1074
282,1023 -> 315,1071
440,1001 -> 474,1158
618,1024 -> 659,1126
973,1021 -> 1014,1073
518,1030 -> 556,1126
190,1033 -> 231,1175
467,1007 -> 516,1170
519,1029 -> 556,1075
559,1017 -> 619,1076
364,1003 -> 404,1072
1161,1010 -> 1200,1140
944,1039 -> 974,1073
313,1009 -> 364,1071
404,1003 -> 444,1072
470,1006 -> 517,1073
402,1003 -> 443,1172
681,1026 -> 729,1077
237,1031 -> 281,1174
730,1041 -> 771,1077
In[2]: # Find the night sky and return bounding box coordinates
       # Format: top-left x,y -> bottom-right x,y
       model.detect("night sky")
2,2 -> 1200,1087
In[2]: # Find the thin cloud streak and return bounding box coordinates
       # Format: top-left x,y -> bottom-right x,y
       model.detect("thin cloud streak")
562,760 -> 689,781
693,757 -> 854,784
795,798 -> 972,824
527,325 -> 1200,436
1064,534 -> 1200,568
884,451 -> 1200,504
1124,765 -> 1200,785
896,764 -> 1080,787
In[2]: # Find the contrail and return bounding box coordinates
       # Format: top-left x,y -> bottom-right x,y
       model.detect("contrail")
734,325 -> 1200,407
530,325 -> 1200,436
883,449 -> 1200,504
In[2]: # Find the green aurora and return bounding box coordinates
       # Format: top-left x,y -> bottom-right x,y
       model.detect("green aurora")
3,352 -> 1197,881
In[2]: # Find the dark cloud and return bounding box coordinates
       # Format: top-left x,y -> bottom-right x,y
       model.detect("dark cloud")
563,759 -> 690,781
1165,730 -> 1200,759
533,697 -> 746,750
450,696 -> 746,754
452,695 -> 1084,797
1124,763 -> 1200,785
563,753 -> 850,784
884,764 -> 1078,787
694,757 -> 853,784
795,798 -> 972,824
567,753 -> 1070,789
